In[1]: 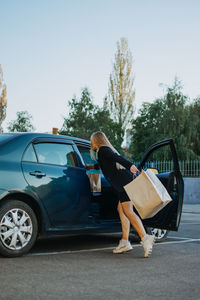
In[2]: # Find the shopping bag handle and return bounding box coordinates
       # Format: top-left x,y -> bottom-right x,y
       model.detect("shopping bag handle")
133,170 -> 141,178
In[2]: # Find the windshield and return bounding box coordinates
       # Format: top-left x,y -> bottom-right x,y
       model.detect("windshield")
0,134 -> 16,144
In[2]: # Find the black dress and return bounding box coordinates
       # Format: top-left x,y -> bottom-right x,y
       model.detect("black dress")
97,146 -> 136,203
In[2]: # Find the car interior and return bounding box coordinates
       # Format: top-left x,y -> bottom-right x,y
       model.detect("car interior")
76,143 -> 180,229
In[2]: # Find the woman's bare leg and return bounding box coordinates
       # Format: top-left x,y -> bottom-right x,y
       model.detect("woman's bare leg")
117,201 -> 130,240
121,201 -> 146,239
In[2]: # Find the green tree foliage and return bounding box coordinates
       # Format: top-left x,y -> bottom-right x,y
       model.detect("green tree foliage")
8,111 -> 35,132
188,97 -> 200,157
0,65 -> 7,133
59,88 -> 124,152
105,37 -> 135,131
129,79 -> 200,161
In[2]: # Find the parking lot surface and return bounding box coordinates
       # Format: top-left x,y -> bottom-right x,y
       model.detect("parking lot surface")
1,204 -> 200,300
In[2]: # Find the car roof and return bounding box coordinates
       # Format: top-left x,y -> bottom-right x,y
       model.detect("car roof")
0,132 -> 90,145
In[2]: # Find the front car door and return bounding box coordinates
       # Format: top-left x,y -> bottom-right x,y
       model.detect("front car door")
74,142 -> 119,221
137,139 -> 184,231
22,138 -> 91,228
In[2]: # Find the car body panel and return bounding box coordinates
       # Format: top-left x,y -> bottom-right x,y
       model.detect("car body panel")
0,133 -> 184,238
22,162 -> 91,228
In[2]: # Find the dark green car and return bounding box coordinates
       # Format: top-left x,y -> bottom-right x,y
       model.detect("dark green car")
0,133 -> 184,257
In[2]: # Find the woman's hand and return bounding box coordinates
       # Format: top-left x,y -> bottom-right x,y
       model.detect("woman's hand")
86,164 -> 99,170
130,164 -> 139,175
86,164 -> 93,170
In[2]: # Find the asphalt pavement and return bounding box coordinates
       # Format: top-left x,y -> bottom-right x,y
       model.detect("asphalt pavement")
183,203 -> 200,213
0,204 -> 200,300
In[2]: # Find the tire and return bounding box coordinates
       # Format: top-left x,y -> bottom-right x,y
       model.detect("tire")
146,227 -> 168,242
0,200 -> 38,257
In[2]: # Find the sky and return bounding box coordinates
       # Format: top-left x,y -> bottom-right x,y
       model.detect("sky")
0,0 -> 200,132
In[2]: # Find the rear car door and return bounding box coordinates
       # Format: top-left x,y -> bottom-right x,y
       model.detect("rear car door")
137,139 -> 184,231
21,138 -> 91,228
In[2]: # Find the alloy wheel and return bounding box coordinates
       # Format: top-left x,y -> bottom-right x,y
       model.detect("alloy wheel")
149,228 -> 168,241
0,208 -> 33,250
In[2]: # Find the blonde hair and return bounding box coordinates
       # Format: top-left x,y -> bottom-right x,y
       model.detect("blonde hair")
90,131 -> 125,170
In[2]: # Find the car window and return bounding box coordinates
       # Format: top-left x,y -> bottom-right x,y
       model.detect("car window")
77,145 -> 101,174
0,134 -> 15,145
77,146 -> 96,165
34,143 -> 77,167
142,144 -> 174,173
22,143 -> 37,162
0,134 -> 15,141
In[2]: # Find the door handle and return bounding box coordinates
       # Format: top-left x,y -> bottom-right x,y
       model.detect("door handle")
29,171 -> 46,177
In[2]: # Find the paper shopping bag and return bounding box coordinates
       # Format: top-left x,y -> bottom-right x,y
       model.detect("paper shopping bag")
88,173 -> 101,193
124,169 -> 172,219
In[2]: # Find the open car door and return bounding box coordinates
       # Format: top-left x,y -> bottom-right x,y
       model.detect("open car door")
137,139 -> 184,231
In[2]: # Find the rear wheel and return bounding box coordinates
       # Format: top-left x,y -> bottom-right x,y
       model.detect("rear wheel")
0,200 -> 38,257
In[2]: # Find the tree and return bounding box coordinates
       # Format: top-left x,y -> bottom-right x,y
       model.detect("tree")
93,107 -> 124,152
59,88 -> 124,152
0,65 -> 7,133
188,97 -> 200,157
105,37 -> 135,131
60,88 -> 95,140
8,111 -> 35,132
129,78 -> 199,161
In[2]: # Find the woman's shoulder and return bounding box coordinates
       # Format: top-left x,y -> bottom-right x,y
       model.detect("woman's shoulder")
98,146 -> 112,153
98,146 -> 114,158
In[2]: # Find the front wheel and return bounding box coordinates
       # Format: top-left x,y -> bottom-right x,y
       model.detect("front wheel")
0,200 -> 38,257
146,227 -> 168,242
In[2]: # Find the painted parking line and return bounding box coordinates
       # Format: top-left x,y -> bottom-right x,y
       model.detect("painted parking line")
168,236 -> 191,240
28,247 -> 115,257
28,237 -> 200,257
155,238 -> 200,245
180,223 -> 200,225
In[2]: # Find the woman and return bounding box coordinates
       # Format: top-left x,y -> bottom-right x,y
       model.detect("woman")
89,131 -> 155,258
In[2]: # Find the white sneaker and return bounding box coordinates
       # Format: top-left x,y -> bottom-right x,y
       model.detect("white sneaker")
140,234 -> 155,258
113,239 -> 133,254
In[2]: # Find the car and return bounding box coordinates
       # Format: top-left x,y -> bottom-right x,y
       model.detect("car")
0,133 -> 184,257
